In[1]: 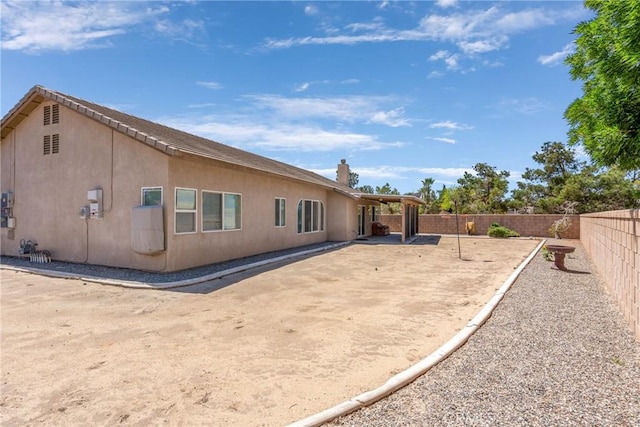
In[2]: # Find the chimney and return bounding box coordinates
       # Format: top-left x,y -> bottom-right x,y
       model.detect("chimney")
337,159 -> 350,186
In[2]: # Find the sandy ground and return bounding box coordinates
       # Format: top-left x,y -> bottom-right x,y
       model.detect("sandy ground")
1,237 -> 540,426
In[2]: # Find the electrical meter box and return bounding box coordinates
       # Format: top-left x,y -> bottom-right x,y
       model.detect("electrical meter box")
1,192 -> 13,228
87,189 -> 103,219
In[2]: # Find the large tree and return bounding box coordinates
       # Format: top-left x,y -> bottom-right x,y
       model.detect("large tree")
565,0 -> 640,170
455,163 -> 510,213
511,141 -> 584,213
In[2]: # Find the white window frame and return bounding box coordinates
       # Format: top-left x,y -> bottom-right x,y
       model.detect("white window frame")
275,197 -> 286,227
297,199 -> 325,234
175,187 -> 197,234
201,190 -> 242,232
141,187 -> 163,207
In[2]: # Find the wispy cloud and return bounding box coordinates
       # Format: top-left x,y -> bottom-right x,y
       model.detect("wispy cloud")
428,136 -> 457,144
537,43 -> 575,66
369,109 -> 411,127
293,78 -> 359,92
159,115 -> 402,152
156,93 -> 410,152
429,120 -> 473,131
263,4 -> 585,73
429,50 -> 460,70
436,0 -> 458,8
196,81 -> 223,90
490,97 -> 549,116
245,94 -> 411,126
0,1 -> 197,52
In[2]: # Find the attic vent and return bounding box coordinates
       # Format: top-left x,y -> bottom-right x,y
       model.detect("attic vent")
43,104 -> 60,125
43,134 -> 60,155
52,134 -> 60,153
43,135 -> 51,155
52,104 -> 59,124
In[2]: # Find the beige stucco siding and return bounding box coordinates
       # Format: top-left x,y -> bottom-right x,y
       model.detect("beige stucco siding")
1,96 -> 363,272
1,101 -> 169,270
164,156 -> 331,271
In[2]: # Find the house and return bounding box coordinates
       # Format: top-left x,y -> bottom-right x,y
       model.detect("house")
1,86 -> 424,272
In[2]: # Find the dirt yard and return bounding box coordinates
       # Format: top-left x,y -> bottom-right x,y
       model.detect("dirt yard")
1,237 -> 540,426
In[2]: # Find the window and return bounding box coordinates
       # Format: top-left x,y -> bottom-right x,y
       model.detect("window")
371,206 -> 380,222
202,191 -> 241,232
43,104 -> 59,125
141,187 -> 162,206
175,188 -> 196,234
297,199 -> 325,233
275,198 -> 285,227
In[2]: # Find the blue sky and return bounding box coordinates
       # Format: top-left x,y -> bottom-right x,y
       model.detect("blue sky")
1,0 -> 590,195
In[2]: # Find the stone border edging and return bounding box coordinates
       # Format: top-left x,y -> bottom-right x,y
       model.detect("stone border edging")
286,238 -> 547,427
0,242 -> 350,289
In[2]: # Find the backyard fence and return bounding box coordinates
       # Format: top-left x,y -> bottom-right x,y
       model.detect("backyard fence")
381,211 -> 639,341
380,214 -> 580,239
580,210 -> 639,341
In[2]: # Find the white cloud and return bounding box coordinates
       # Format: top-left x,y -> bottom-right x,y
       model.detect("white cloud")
537,43 -> 575,66
436,0 -> 458,8
458,37 -> 506,54
0,1 -> 171,52
295,82 -> 311,92
196,81 -> 223,90
429,120 -> 473,131
154,18 -> 204,40
261,4 -> 585,73
304,4 -> 319,16
428,71 -> 445,79
155,93 -> 410,153
491,97 -> 549,115
428,136 -> 457,144
159,116 -> 400,152
429,50 -> 460,70
369,109 -> 411,127
245,94 -> 410,126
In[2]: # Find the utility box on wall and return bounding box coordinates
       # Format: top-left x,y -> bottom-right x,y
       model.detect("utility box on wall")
131,205 -> 165,255
87,189 -> 103,219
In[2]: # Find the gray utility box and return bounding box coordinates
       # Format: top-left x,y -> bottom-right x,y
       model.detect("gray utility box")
131,205 -> 165,255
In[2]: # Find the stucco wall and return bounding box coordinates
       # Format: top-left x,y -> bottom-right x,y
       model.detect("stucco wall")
1,100 -> 170,270
380,214 -> 580,239
164,155 -> 334,271
1,100 -> 362,272
580,210 -> 639,341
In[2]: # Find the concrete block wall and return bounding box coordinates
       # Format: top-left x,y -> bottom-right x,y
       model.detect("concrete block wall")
380,214 -> 580,239
580,210 -> 639,341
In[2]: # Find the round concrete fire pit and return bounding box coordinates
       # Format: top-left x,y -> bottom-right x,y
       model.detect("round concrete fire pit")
545,245 -> 575,270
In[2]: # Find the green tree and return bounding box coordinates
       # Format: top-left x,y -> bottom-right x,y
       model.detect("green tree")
375,183 -> 401,214
565,0 -> 640,170
357,185 -> 374,194
456,163 -> 510,213
375,183 -> 400,195
511,141 -> 584,213
438,185 -> 453,213
558,165 -> 640,213
418,177 -> 437,213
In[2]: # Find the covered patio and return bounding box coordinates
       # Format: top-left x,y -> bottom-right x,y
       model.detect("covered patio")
358,194 -> 426,243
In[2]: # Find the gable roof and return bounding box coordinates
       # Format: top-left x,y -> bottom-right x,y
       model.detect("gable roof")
1,85 -> 358,197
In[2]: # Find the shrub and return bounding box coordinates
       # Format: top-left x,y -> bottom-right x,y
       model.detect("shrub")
487,223 -> 520,238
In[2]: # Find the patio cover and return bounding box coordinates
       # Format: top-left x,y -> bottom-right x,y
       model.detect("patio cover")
357,194 -> 426,243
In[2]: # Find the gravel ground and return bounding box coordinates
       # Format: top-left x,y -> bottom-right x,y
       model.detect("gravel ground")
0,241 -> 339,284
330,241 -> 640,427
